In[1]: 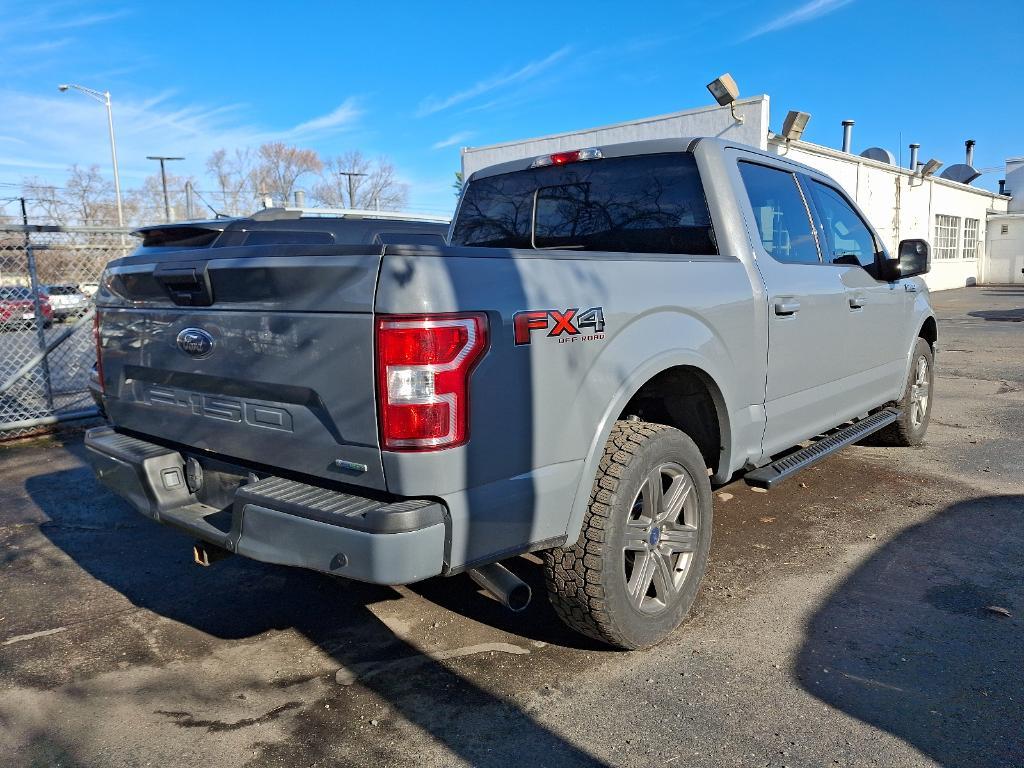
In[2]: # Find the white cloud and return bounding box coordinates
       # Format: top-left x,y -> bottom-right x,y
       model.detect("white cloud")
0,88 -> 364,186
0,6 -> 131,42
742,0 -> 855,41
431,131 -> 474,150
11,38 -> 73,55
52,9 -> 133,30
285,98 -> 362,139
417,46 -> 571,117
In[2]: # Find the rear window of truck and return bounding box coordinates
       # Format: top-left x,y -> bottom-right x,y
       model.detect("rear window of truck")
451,152 -> 717,255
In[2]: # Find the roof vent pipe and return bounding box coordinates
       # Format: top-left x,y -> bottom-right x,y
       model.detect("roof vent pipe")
294,189 -> 306,207
965,139 -> 976,166
841,120 -> 854,153
998,179 -> 1006,195
909,143 -> 920,172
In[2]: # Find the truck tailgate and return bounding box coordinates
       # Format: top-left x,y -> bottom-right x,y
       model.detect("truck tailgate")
97,245 -> 386,490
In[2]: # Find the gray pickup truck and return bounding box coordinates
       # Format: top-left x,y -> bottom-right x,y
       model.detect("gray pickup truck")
86,138 -> 936,649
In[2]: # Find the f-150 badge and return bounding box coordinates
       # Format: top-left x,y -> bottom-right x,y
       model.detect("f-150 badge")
513,306 -> 605,345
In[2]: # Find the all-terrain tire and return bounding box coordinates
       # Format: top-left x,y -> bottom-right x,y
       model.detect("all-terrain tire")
543,421 -> 713,650
873,337 -> 934,446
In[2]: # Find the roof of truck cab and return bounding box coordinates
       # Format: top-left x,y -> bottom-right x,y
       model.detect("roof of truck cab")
465,135 -> 830,183
467,137 -> 703,181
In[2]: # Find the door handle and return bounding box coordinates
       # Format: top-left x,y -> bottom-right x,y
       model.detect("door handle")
774,299 -> 801,316
848,294 -> 866,309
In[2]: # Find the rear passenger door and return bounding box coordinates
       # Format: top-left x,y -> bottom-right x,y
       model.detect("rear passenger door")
732,157 -> 862,456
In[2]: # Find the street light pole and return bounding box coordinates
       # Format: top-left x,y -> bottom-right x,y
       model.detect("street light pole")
146,155 -> 184,222
338,171 -> 367,209
58,84 -> 124,228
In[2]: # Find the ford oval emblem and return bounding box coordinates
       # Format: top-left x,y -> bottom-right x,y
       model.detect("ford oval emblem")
176,327 -> 214,359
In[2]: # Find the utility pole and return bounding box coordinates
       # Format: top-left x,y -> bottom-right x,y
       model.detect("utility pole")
184,181 -> 195,219
146,156 -> 184,222
338,171 -> 367,209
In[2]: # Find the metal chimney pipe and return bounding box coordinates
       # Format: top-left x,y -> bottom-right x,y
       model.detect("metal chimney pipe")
294,189 -> 306,207
998,179 -> 1006,195
965,139 -> 976,166
909,143 -> 920,171
841,120 -> 854,153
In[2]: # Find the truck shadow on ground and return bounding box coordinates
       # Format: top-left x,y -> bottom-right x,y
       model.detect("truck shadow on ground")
25,446 -> 611,767
796,494 -> 1024,768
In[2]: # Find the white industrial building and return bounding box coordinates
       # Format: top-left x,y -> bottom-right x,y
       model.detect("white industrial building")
461,95 -> 1018,291
986,157 -> 1024,284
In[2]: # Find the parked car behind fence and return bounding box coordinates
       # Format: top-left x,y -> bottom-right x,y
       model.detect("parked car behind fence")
0,285 -> 53,330
44,284 -> 91,322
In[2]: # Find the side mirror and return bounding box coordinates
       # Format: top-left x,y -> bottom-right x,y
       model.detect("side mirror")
881,239 -> 930,281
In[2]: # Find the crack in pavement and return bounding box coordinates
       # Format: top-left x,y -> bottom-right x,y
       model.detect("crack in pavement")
155,701 -> 302,732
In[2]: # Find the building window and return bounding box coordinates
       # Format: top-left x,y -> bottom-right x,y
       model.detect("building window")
962,218 -> 980,260
934,214 -> 960,260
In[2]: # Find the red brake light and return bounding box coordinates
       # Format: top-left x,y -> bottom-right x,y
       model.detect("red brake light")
530,147 -> 603,168
93,311 -> 105,393
376,313 -> 487,451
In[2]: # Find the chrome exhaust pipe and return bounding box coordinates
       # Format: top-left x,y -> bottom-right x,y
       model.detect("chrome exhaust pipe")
193,541 -> 232,567
468,562 -> 531,612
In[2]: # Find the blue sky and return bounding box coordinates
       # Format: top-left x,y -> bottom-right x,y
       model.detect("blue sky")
1,0 -> 1021,217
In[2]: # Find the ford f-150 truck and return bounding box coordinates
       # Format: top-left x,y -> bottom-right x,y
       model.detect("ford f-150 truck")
85,138 -> 936,649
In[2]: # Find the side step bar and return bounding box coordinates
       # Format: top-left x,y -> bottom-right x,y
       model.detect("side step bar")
745,408 -> 899,489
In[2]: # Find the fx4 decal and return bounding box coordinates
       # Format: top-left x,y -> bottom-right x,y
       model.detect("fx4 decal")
513,306 -> 606,345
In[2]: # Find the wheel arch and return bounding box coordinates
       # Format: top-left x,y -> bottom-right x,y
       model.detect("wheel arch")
896,313 -> 938,401
562,353 -> 733,547
919,315 -> 937,350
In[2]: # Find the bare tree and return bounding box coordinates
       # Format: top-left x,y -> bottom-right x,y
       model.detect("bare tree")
252,142 -> 322,207
313,151 -> 408,210
128,171 -> 198,225
21,165 -> 128,225
206,148 -> 257,216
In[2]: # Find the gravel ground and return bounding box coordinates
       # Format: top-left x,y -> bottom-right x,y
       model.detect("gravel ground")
1,285 -> 1021,768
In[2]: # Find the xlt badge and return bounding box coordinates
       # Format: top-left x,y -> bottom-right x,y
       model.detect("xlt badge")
176,327 -> 215,358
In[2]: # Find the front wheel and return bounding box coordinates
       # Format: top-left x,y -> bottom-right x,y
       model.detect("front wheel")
875,337 -> 934,446
543,421 -> 713,650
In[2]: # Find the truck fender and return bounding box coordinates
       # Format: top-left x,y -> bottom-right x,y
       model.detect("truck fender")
896,306 -> 938,401
561,349 -> 734,549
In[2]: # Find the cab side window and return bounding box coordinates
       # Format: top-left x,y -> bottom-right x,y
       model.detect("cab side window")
805,180 -> 880,268
737,161 -> 820,265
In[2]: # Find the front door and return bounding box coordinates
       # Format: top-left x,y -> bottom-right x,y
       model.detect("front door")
800,176 -> 911,409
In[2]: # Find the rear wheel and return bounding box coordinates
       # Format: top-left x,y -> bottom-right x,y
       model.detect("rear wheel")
875,337 -> 934,446
543,421 -> 713,650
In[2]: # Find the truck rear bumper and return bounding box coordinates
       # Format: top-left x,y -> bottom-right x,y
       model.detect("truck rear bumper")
84,426 -> 446,585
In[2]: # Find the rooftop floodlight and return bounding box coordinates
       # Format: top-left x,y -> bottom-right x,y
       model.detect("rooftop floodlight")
706,73 -> 744,124
920,158 -> 943,178
781,110 -> 811,142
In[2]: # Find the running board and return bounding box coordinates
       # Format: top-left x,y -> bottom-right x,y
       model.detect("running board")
745,408 -> 899,489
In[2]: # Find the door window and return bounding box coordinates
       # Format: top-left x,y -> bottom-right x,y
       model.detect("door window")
737,162 -> 820,265
805,181 -> 880,268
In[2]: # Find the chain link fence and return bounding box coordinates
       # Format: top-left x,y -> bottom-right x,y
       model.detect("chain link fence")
0,225 -> 132,439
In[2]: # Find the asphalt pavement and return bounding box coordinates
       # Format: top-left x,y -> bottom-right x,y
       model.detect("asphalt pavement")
1,285 -> 1021,768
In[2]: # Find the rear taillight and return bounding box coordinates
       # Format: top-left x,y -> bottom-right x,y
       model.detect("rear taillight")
376,313 -> 487,451
93,311 -> 105,393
